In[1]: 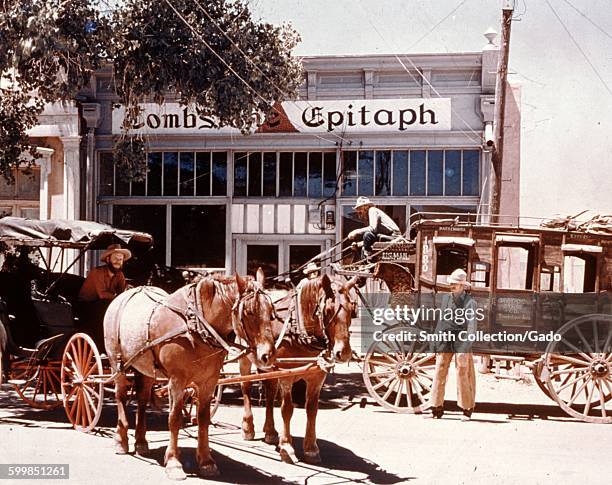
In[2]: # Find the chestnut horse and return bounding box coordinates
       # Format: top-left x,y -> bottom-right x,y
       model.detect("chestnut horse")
104,269 -> 275,480
239,274 -> 357,464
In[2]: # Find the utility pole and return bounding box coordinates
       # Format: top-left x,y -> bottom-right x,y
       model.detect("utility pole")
490,0 -> 514,222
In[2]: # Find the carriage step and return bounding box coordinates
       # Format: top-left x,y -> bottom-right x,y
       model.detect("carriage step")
7,379 -> 27,386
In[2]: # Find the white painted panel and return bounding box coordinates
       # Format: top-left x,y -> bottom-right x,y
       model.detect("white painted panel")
293,205 -> 306,234
246,204 -> 260,233
277,205 -> 291,234
231,204 -> 244,233
262,204 -> 275,233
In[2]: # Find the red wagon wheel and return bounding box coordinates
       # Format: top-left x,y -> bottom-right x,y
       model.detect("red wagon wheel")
9,358 -> 63,410
61,333 -> 104,432
362,324 -> 436,413
544,314 -> 612,424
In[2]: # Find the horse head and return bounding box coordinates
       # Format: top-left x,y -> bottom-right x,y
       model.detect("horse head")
233,268 -> 276,370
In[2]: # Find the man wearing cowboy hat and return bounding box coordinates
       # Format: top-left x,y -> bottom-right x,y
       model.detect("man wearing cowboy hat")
78,244 -> 131,302
347,196 -> 401,258
429,268 -> 477,421
302,261 -> 321,280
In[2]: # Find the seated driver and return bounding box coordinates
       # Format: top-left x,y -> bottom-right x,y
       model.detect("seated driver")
78,244 -> 130,303
77,244 -> 131,346
347,196 -> 401,259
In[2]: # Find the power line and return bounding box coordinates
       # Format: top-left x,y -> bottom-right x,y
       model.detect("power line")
546,0 -> 612,98
405,0 -> 469,52
561,0 -> 612,41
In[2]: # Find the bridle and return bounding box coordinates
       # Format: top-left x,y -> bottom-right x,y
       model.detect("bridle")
312,290 -> 355,349
231,283 -> 277,353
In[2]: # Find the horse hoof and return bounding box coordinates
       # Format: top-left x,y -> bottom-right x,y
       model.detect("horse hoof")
264,432 -> 279,445
165,465 -> 187,481
303,451 -> 322,465
198,463 -> 219,477
135,442 -> 149,456
113,441 -> 129,455
279,445 -> 298,464
242,430 -> 255,441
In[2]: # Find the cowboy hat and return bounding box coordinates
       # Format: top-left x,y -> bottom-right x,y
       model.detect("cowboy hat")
353,196 -> 373,210
303,262 -> 321,275
101,244 -> 132,262
447,268 -> 470,287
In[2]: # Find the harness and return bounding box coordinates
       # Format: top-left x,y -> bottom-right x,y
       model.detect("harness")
115,281 -> 269,374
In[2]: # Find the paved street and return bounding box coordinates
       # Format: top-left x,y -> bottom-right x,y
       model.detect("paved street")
1,365 -> 611,485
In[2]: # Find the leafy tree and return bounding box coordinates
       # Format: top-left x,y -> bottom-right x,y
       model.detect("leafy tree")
0,0 -> 302,180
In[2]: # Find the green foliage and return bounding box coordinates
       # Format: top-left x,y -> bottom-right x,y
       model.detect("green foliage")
0,0 -> 302,180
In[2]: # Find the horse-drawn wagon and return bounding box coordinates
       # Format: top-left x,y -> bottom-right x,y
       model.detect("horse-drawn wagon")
350,213 -> 612,423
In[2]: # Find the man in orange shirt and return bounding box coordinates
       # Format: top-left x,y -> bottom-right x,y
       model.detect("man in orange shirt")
78,244 -> 131,345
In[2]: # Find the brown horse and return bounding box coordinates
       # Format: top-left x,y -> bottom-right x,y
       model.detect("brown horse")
104,269 -> 275,480
239,274 -> 357,464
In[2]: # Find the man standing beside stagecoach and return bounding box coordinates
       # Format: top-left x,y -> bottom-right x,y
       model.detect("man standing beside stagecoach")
429,268 -> 477,420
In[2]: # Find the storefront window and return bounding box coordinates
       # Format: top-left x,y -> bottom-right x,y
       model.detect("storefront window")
113,204 -> 166,266
248,152 -> 262,196
293,152 -> 307,196
375,151 -> 391,196
0,168 -> 40,200
393,150 -> 409,196
262,152 -> 276,197
308,152 -> 322,198
357,151 -> 374,196
279,153 -> 293,197
247,244 -> 278,279
323,153 -> 337,197
410,150 -> 426,195
171,205 -> 226,268
444,150 -> 461,196
341,151 -> 357,196
462,150 -> 480,196
100,151 -> 227,197
234,152 -> 247,196
427,150 -> 443,196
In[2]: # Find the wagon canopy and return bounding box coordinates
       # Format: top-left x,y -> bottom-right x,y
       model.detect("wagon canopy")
0,217 -> 153,251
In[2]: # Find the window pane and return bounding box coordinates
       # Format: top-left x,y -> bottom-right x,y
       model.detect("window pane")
463,150 -> 480,196
196,152 -> 211,196
163,152 -> 178,196
113,204 -> 166,266
262,152 -> 276,197
392,151 -> 408,196
308,152 -> 322,198
115,164 -> 130,196
247,244 -> 278,280
342,151 -> 357,196
375,150 -> 391,196
0,172 -> 15,199
427,150 -> 443,196
179,152 -> 195,196
445,150 -> 461,196
289,245 -> 322,284
211,152 -> 227,196
279,152 -> 293,197
248,152 -> 262,197
147,152 -> 162,196
99,153 -> 114,196
293,152 -> 307,197
410,150 -> 426,196
171,205 -> 226,268
233,152 -> 247,197
17,168 -> 40,200
323,152 -> 337,197
358,151 -> 374,196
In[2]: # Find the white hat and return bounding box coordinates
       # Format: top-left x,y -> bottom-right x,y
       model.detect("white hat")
353,196 -> 373,210
303,262 -> 321,275
447,268 -> 470,286
101,244 -> 132,262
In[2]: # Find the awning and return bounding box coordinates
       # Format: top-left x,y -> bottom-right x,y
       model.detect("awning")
561,243 -> 602,254
433,236 -> 475,246
495,234 -> 540,244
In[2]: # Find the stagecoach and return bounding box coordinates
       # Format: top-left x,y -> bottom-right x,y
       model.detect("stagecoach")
345,212 -> 612,424
0,216 -> 211,431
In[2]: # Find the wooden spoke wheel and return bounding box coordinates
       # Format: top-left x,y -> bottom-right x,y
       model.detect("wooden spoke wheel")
61,333 -> 104,432
363,325 -> 436,413
9,358 -> 63,409
544,314 -> 612,424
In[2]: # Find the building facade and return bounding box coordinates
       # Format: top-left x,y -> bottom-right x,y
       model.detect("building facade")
14,37 -> 521,278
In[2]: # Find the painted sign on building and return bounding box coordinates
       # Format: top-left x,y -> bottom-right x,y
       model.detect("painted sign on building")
112,98 -> 451,135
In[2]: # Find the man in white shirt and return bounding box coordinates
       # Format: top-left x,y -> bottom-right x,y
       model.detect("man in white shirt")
347,196 -> 401,258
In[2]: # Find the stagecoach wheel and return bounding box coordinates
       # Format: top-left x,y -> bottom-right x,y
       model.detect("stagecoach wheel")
531,359 -> 554,401
61,333 -> 104,432
9,359 -> 63,409
362,324 -> 435,413
544,314 -> 612,424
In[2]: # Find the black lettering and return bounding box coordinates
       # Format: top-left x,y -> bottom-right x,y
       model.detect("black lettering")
419,104 -> 438,125
399,108 -> 417,130
147,113 -> 161,129
327,110 -> 344,132
163,113 -> 180,128
198,115 -> 216,129
359,105 -> 370,125
183,108 -> 196,128
347,104 -> 356,126
373,109 -> 394,126
302,107 -> 324,128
